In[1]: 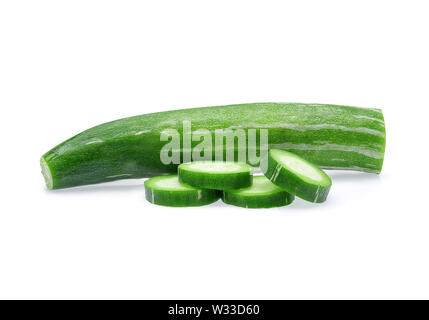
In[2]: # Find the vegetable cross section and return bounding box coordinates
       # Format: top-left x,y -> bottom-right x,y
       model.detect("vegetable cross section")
265,149 -> 332,203
178,161 -> 253,190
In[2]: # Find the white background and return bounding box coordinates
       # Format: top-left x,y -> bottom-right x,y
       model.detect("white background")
0,0 -> 428,299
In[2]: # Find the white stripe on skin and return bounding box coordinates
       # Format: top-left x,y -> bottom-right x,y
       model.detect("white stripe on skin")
352,115 -> 385,125
228,123 -> 385,137
270,163 -> 282,182
135,130 -> 151,135
106,173 -> 133,178
85,139 -> 104,145
320,166 -> 380,173
315,185 -> 321,202
270,142 -> 384,159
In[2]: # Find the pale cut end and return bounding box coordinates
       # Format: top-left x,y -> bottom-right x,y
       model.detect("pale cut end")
40,157 -> 53,189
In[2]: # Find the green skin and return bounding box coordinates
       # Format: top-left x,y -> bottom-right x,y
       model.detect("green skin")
265,149 -> 332,203
222,176 -> 295,208
144,175 -> 220,207
41,103 -> 386,189
178,162 -> 253,190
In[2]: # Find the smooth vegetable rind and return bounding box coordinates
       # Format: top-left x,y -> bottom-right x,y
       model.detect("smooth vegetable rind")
144,175 -> 220,207
265,149 -> 332,203
41,103 -> 386,189
222,176 -> 295,208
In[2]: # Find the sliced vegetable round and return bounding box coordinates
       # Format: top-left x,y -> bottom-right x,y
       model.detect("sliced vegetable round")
144,175 -> 220,207
178,161 -> 253,190
265,149 -> 332,203
222,175 -> 295,208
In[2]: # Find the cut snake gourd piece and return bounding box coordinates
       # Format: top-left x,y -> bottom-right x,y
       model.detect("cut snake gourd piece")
178,161 -> 252,190
222,175 -> 295,208
265,149 -> 332,203
144,175 -> 220,207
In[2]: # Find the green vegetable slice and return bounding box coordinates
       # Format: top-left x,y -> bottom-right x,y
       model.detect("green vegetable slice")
178,161 -> 252,190
144,175 -> 220,207
222,176 -> 295,208
265,149 -> 332,203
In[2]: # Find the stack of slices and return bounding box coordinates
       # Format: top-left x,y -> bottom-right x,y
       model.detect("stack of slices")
144,149 -> 332,209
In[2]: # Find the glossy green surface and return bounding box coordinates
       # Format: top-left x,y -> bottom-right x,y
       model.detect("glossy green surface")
41,103 -> 385,189
144,175 -> 220,207
265,149 -> 332,203
222,176 -> 295,208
